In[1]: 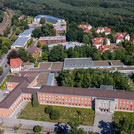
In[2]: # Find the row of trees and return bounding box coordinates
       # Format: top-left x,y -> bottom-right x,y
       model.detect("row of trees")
113,117 -> 134,134
32,23 -> 56,38
8,48 -> 35,63
0,10 -> 3,23
39,40 -> 134,65
57,69 -> 130,91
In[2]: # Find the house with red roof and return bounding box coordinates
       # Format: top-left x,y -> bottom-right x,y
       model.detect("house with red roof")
27,45 -> 39,58
96,27 -> 111,35
78,24 -> 92,33
115,33 -> 130,44
10,58 -> 24,73
92,37 -> 110,49
130,39 -> 134,44
99,45 -> 117,54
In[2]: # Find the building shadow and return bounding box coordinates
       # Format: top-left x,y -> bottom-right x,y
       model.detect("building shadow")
54,123 -> 69,134
98,120 -> 113,134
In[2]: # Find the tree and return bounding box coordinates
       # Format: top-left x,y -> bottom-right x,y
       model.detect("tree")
8,50 -> 19,61
29,54 -> 35,63
0,67 -> 3,76
40,17 -> 46,24
32,93 -> 39,107
103,38 -> 107,45
37,42 -> 41,48
3,42 -> 11,49
32,28 -> 42,38
45,106 -> 53,114
2,46 -> 8,54
50,109 -> 61,120
82,34 -> 89,44
17,48 -> 28,62
42,50 -> 48,61
33,125 -> 42,133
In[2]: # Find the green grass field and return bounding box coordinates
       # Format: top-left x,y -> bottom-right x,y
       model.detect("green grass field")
114,111 -> 134,123
26,16 -> 34,24
18,102 -> 95,126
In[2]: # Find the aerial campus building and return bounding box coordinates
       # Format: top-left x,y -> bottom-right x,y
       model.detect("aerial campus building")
0,75 -> 133,117
11,28 -> 34,49
34,15 -> 67,35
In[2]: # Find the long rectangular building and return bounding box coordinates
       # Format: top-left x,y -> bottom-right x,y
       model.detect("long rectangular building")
0,76 -> 134,117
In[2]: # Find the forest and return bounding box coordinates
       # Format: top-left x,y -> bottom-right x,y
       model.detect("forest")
0,11 -> 4,23
1,0 -> 134,38
57,69 -> 130,91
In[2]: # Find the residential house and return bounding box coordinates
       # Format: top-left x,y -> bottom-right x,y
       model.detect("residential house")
10,58 -> 24,73
78,24 -> 92,33
92,37 -> 110,49
96,27 -> 111,35
115,33 -> 130,44
27,45 -> 39,58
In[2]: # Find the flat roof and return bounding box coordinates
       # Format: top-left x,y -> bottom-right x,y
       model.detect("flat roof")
19,28 -> 34,37
48,42 -> 84,49
11,37 -> 29,47
39,36 -> 66,40
64,58 -> 93,68
46,73 -> 54,86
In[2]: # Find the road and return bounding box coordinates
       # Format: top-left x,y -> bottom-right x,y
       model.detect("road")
0,10 -> 13,35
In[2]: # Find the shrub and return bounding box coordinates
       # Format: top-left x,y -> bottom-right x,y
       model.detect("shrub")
32,93 -> 39,107
35,62 -> 39,67
50,109 -> 61,120
77,110 -> 82,115
45,106 -> 53,114
33,125 -> 42,133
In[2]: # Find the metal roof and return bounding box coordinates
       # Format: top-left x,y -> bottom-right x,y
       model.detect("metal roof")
11,37 -> 29,47
46,73 -> 54,86
34,15 -> 62,22
64,58 -> 93,68
19,28 -> 34,37
48,42 -> 84,49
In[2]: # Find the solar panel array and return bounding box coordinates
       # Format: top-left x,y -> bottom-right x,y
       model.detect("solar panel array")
19,28 -> 34,37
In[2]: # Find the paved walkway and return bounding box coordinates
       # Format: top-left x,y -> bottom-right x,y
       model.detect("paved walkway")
93,112 -> 113,134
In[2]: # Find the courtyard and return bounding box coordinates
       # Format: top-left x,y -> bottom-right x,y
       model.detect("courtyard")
18,102 -> 95,126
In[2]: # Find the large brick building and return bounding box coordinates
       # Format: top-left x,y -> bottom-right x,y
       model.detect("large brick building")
39,36 -> 66,45
0,76 -> 133,117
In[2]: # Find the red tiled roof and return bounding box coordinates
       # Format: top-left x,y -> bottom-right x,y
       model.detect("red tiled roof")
27,45 -> 38,53
130,39 -> 134,43
84,29 -> 90,33
96,27 -> 111,33
78,24 -> 92,29
10,58 -> 23,68
92,37 -> 105,45
115,33 -> 128,39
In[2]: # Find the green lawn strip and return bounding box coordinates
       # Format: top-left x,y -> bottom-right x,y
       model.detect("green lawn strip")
26,16 -> 34,24
18,102 -> 95,126
113,111 -> 134,123
0,75 -> 16,89
35,62 -> 39,67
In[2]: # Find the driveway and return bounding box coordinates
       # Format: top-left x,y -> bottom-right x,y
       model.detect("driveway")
93,112 -> 113,134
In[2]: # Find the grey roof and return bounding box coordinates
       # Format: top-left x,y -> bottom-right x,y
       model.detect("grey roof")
100,85 -> 113,90
48,42 -> 84,50
64,58 -> 93,68
11,37 -> 29,47
19,28 -> 34,37
46,73 -> 54,86
39,36 -> 66,40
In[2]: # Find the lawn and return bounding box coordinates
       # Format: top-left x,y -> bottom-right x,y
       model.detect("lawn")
113,111 -> 134,123
18,102 -> 95,126
26,16 -> 34,24
0,75 -> 15,89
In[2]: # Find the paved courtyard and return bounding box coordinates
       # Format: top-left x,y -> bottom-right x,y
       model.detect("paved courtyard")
93,112 -> 113,134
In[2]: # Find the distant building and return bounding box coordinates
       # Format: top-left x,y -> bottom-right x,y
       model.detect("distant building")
34,15 -> 67,36
27,45 -> 39,58
99,45 -> 118,53
96,27 -> 111,35
78,24 -> 92,33
39,36 -> 66,45
48,42 -> 84,50
63,58 -> 124,70
18,15 -> 25,20
11,28 -> 34,49
115,33 -> 130,44
10,58 -> 24,73
130,39 -> 134,44
92,37 -> 110,49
